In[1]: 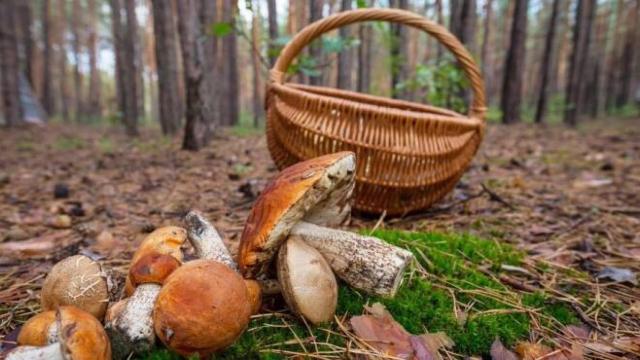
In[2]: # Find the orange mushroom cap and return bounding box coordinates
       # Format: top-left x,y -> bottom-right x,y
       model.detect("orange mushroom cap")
57,306 -> 111,360
17,310 -> 56,346
128,252 -> 181,287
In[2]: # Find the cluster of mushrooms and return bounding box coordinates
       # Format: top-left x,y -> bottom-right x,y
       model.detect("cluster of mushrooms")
5,152 -> 414,359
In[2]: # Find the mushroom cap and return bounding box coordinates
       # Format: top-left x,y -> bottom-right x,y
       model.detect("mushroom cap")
277,236 -> 338,324
17,310 -> 56,346
41,255 -> 110,320
153,260 -> 252,357
128,252 -> 181,286
57,306 -> 111,360
125,226 -> 187,296
238,152 -> 355,278
104,299 -> 128,324
244,279 -> 262,315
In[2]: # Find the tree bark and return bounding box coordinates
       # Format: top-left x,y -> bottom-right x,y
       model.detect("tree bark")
616,1 -> 638,107
308,0 -> 324,86
122,0 -> 140,135
219,0 -> 239,126
71,0 -> 83,120
500,0 -> 528,124
0,0 -> 23,126
176,0 -> 212,150
451,0 -> 477,55
267,0 -> 278,67
17,2 -> 35,89
42,0 -> 55,116
564,0 -> 595,126
357,0 -> 372,93
200,0 -> 219,128
534,0 -> 561,123
480,0 -> 493,99
251,8 -> 263,127
152,0 -> 182,135
56,0 -> 70,121
87,0 -> 101,118
390,0 -> 410,100
336,0 -> 353,90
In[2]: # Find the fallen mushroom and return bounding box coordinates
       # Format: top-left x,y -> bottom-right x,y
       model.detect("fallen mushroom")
238,152 -> 414,297
153,260 -> 252,358
6,306 -> 111,360
277,235 -> 338,324
105,226 -> 186,359
16,310 -> 57,346
41,255 -> 112,321
183,210 -> 262,314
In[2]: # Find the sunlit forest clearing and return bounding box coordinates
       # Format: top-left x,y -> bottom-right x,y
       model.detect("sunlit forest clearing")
1,0 -> 639,359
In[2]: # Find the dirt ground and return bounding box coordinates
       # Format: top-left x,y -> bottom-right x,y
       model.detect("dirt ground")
1,118 -> 639,354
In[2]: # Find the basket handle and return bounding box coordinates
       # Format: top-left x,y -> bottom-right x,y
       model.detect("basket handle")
271,8 -> 486,119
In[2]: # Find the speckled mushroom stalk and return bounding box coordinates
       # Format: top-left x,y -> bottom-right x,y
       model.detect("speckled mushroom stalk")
105,226 -> 186,359
7,306 -> 111,360
238,152 -> 414,298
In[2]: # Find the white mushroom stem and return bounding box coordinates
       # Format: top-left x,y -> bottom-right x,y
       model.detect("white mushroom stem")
290,221 -> 414,297
184,211 -> 237,269
5,343 -> 65,360
105,284 -> 159,359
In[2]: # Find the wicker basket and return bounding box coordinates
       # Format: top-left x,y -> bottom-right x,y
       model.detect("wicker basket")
266,8 -> 486,216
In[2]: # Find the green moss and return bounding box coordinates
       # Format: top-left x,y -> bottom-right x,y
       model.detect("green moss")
142,230 -> 578,359
53,136 -> 86,150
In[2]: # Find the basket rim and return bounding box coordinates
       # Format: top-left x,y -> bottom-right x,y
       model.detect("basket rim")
270,82 -> 484,130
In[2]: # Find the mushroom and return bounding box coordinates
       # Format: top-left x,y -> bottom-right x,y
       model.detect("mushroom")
41,255 -> 111,321
153,260 -> 252,358
6,306 -> 111,360
183,210 -> 262,314
238,152 -> 414,297
105,226 -> 186,359
277,236 -> 337,324
16,310 -> 57,346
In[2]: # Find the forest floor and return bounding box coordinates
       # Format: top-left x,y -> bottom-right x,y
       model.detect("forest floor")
1,117 -> 639,359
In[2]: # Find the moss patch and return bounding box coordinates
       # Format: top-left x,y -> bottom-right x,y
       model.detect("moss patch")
143,230 -> 578,359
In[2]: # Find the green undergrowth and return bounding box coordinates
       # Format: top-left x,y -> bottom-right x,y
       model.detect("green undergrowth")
143,230 -> 578,359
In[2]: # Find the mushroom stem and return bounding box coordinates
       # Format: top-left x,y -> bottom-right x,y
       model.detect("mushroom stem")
290,221 -> 414,297
184,211 -> 237,270
5,343 -> 65,360
105,284 -> 160,359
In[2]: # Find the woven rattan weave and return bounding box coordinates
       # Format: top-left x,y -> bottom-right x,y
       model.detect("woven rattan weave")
266,8 -> 486,215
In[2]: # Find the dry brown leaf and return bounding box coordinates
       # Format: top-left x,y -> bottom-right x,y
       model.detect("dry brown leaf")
0,230 -> 78,260
490,339 -> 518,360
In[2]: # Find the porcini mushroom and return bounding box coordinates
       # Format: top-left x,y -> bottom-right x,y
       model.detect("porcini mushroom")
238,152 -> 414,297
153,260 -> 252,357
6,306 -> 111,360
183,210 -> 262,314
277,236 -> 337,324
105,226 -> 186,359
41,255 -> 111,321
16,310 -> 57,346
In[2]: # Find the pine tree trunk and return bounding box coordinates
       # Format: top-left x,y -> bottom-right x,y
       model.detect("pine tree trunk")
251,9 -> 263,128
500,0 -> 528,124
176,0 -> 212,150
564,0 -> 595,126
605,0 -> 624,112
534,0 -> 560,123
71,0 -> 83,120
308,0 -> 324,86
219,0 -> 239,126
200,0 -> 219,128
0,0 -> 23,126
87,0 -> 101,118
123,0 -> 141,135
435,0 -> 444,62
480,0 -> 492,96
17,2 -> 35,89
56,0 -> 70,121
452,0 -> 477,55
41,0 -> 55,116
267,0 -> 278,67
357,20 -> 371,93
390,0 -> 410,100
336,0 -> 353,90
616,1 -> 638,107
152,0 -> 183,135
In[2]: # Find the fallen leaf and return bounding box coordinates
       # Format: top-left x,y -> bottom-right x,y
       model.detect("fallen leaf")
596,267 -> 637,285
0,230 -> 79,260
415,333 -> 454,360
514,342 -> 553,360
490,339 -> 518,360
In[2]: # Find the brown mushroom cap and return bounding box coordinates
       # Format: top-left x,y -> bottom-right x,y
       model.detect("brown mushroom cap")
153,260 -> 252,357
41,255 -> 110,320
277,236 -> 338,324
17,310 -> 56,346
238,152 -> 355,278
57,306 -> 111,360
124,226 -> 187,296
128,252 -> 181,287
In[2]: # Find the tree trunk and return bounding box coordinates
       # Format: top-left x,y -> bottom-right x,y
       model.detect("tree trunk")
451,0 -> 477,55
480,0 -> 493,96
308,0 -> 324,86
564,0 -> 595,126
357,0 -> 372,93
176,0 -> 212,150
122,0 -> 141,135
500,0 -> 528,124
435,0 -> 444,62
42,0 -> 55,116
0,0 -> 23,126
390,0 -> 410,100
56,0 -> 70,121
219,0 -> 239,126
267,0 -> 278,67
152,0 -> 183,135
71,0 -> 83,120
534,0 -> 561,123
87,0 -> 101,118
110,0 -> 125,124
616,1 -> 638,107
251,8 -> 263,128
17,2 -> 35,89
200,0 -> 219,128
336,0 -> 353,90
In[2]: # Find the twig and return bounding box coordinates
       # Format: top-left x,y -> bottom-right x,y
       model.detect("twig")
481,183 -> 516,210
